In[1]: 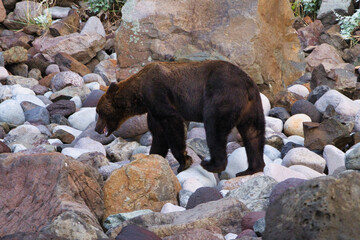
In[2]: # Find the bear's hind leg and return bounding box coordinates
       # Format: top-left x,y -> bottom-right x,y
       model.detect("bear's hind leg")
201,114 -> 232,173
236,121 -> 265,177
147,113 -> 169,157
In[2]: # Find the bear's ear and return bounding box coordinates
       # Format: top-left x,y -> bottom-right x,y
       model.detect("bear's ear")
106,82 -> 119,95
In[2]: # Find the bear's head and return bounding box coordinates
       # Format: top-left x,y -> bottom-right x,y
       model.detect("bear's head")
95,83 -> 123,136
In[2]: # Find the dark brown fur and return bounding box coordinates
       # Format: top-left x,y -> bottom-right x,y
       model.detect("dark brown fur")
95,60 -> 265,175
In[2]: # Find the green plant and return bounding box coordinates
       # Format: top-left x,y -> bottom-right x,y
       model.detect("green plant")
19,0 -> 53,30
87,0 -> 127,13
335,10 -> 360,45
292,0 -> 322,19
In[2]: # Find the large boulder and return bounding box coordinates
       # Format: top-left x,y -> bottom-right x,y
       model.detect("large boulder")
0,153 -> 104,237
263,171 -> 360,240
108,197 -> 249,238
115,0 -> 305,95
103,154 -> 181,218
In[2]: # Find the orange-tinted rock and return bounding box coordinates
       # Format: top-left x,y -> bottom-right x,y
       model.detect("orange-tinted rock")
55,52 -> 91,76
39,73 -> 56,88
104,154 -> 181,218
49,9 -> 79,37
115,0 -> 305,95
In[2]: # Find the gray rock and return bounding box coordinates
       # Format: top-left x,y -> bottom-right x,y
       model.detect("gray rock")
24,106 -> 50,125
318,0 -> 354,20
6,75 -> 38,89
28,68 -> 42,80
179,189 -> 193,208
186,138 -> 210,160
45,64 -> 60,75
139,131 -> 153,146
0,99 -> 25,125
291,99 -> 322,122
253,218 -> 265,236
47,6 -> 71,19
41,211 -> 107,240
8,63 -> 28,77
229,176 -> 278,211
345,143 -> 360,170
51,71 -> 84,92
268,107 -> 290,123
80,16 -> 106,37
98,162 -> 128,180
107,197 -> 249,238
103,209 -> 153,231
263,171 -> 360,240
105,138 -> 140,162
307,85 -> 330,104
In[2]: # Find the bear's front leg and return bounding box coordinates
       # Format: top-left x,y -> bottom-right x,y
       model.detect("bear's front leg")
147,113 -> 169,157
158,115 -> 193,173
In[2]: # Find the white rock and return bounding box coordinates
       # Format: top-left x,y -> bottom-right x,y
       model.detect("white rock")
225,233 -> 238,240
52,125 -> 82,138
222,147 -> 249,179
282,147 -> 326,173
12,94 -> 46,107
46,6 -> 71,19
48,139 -> 63,145
61,147 -> 93,159
261,93 -> 271,116
264,144 -> 281,161
273,158 -> 283,165
264,154 -> 273,166
182,177 -> 205,192
284,114 -> 312,137
0,85 -> 12,100
86,82 -> 100,91
68,107 -> 96,131
44,91 -> 53,98
266,116 -> 283,133
264,163 -> 307,182
0,67 -> 9,81
289,165 -> 324,179
288,84 -> 309,98
0,99 -> 25,125
10,84 -> 35,96
323,145 -> 345,175
160,203 -> 185,214
177,165 -> 217,188
73,137 -> 106,155
8,124 -> 41,136
315,89 -> 360,117
70,95 -> 82,109
80,16 -> 106,37
51,71 -> 84,91
283,135 -> 305,146
220,189 -> 230,197
12,144 -> 27,153
83,73 -> 107,85
354,110 -> 360,132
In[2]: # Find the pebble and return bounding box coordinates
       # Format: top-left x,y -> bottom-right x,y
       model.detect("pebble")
265,116 -> 284,133
221,147 -> 248,179
68,107 -> 97,131
282,147 -> 326,173
261,93 -> 271,116
177,165 -> 217,188
161,203 -> 185,213
284,114 -> 312,137
323,145 -> 345,175
264,163 -> 307,182
0,99 -> 25,125
288,84 -> 309,98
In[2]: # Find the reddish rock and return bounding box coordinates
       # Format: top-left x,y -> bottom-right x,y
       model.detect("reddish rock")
162,227 -> 224,240
303,119 -> 352,152
0,232 -> 66,240
238,229 -> 258,238
306,43 -> 344,72
55,52 -> 91,76
49,9 -> 79,37
297,20 -> 324,49
31,84 -> 49,95
0,153 -> 104,237
241,211 -> 266,230
116,224 -> 161,240
0,0 -> 6,22
39,73 -> 56,88
186,187 -> 223,209
94,59 -> 117,84
46,100 -> 76,117
0,142 -> 11,153
113,114 -> 148,139
272,91 -> 304,112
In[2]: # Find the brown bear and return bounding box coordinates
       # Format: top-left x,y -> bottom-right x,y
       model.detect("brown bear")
95,60 -> 265,175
